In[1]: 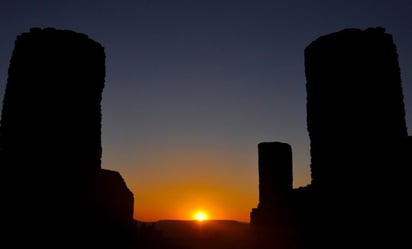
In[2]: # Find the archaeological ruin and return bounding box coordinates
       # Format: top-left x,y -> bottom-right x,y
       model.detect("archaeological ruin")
0,27 -> 134,248
251,27 -> 411,249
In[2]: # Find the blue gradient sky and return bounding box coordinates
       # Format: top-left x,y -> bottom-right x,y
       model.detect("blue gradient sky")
0,0 -> 411,222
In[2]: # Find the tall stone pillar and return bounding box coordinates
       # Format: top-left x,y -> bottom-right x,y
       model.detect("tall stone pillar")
305,27 -> 407,190
0,27 -> 104,174
0,27 -> 134,248
304,27 -> 409,248
257,142 -> 293,209
250,142 -> 295,249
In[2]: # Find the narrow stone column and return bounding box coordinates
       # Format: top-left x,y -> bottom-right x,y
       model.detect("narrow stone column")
257,142 -> 293,209
250,142 -> 295,249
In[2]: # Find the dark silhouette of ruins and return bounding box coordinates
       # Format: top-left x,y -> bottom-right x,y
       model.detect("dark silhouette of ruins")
251,27 -> 412,249
1,26 -> 411,249
251,142 -> 293,226
0,28 -> 135,248
305,27 -> 411,249
250,142 -> 297,248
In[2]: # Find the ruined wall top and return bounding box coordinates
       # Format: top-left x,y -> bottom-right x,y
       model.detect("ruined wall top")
305,26 -> 407,141
0,27 -> 106,172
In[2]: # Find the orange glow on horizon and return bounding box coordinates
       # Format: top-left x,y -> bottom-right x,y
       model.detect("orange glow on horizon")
131,179 -> 257,222
121,146 -> 310,223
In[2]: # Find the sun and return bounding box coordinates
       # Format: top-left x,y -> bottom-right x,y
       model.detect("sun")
193,211 -> 208,221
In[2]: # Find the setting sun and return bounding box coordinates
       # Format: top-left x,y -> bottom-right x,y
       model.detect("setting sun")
193,211 -> 208,221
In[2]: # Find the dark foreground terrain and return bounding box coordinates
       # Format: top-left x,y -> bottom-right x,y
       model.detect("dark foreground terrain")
136,220 -> 256,249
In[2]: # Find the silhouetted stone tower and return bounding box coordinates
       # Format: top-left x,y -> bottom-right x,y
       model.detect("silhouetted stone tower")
305,27 -> 407,190
304,27 -> 409,248
0,28 -> 134,248
250,142 -> 295,249
0,27 -> 104,173
257,142 -> 293,210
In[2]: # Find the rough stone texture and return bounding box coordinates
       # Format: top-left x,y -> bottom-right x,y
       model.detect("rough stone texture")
304,27 -> 410,248
0,27 -> 134,248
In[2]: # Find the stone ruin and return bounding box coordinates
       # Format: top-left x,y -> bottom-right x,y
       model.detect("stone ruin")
251,142 -> 293,223
2,26 -> 410,249
305,27 -> 411,249
250,142 -> 297,249
0,27 -> 134,248
251,27 -> 412,249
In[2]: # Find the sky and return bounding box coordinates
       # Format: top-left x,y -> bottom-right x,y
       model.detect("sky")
0,0 -> 411,222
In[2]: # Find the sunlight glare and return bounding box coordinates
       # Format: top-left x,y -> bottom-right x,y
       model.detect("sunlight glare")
193,211 -> 208,221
